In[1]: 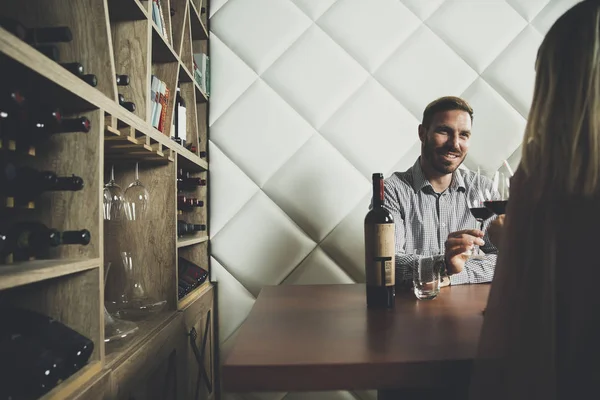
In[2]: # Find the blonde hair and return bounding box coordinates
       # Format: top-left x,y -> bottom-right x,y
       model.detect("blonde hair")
520,0 -> 600,197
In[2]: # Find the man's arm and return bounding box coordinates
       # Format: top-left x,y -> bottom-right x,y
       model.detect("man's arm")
448,212 -> 499,285
382,181 -> 417,286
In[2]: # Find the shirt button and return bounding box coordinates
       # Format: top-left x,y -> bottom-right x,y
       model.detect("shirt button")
441,223 -> 446,227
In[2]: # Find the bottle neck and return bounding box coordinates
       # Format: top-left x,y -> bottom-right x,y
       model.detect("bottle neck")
372,178 -> 384,208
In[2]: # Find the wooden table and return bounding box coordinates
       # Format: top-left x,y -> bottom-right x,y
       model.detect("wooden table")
222,283 -> 490,394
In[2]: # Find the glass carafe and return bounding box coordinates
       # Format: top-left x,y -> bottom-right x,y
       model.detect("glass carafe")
103,262 -> 139,343
105,251 -> 167,320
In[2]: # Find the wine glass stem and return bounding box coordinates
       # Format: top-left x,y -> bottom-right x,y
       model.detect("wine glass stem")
135,162 -> 139,181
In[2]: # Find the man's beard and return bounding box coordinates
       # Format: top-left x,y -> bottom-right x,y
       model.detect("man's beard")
422,136 -> 465,175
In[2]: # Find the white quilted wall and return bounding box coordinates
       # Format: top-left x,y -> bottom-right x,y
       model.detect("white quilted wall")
207,0 -> 581,399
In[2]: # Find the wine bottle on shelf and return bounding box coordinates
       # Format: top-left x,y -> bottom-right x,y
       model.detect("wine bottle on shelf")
179,257 -> 208,285
0,332 -> 66,398
364,172 -> 395,309
118,93 -> 136,112
1,162 -> 84,204
177,171 -> 206,191
0,90 -> 27,151
185,142 -> 197,153
0,308 -> 94,377
0,222 -> 91,261
177,195 -> 204,209
59,62 -> 98,87
177,220 -> 206,237
116,74 -> 130,86
22,108 -> 91,143
0,17 -> 73,44
172,86 -> 186,145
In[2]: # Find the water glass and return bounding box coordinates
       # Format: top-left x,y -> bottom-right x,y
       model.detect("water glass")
412,252 -> 443,300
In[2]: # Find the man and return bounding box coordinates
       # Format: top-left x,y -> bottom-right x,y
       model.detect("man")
383,96 -> 499,287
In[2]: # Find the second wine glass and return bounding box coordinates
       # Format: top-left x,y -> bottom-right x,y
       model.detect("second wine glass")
124,162 -> 149,221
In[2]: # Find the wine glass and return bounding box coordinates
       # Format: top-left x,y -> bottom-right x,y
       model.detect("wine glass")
466,167 -> 498,259
103,262 -> 139,343
124,162 -> 149,221
484,160 -> 513,215
103,165 -> 125,221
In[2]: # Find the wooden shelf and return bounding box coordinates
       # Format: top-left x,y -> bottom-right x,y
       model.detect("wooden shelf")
0,0 -> 214,396
177,235 -> 209,248
0,258 -> 100,291
40,361 -> 103,400
0,27 -> 207,170
104,115 -> 174,163
104,311 -> 176,369
189,1 -> 208,40
178,280 -> 211,310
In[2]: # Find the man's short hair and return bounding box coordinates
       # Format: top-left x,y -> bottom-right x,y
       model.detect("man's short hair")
421,96 -> 474,129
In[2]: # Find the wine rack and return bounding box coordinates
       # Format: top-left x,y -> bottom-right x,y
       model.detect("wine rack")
0,0 -> 215,399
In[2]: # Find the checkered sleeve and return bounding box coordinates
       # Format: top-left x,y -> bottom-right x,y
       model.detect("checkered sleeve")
383,181 -> 417,286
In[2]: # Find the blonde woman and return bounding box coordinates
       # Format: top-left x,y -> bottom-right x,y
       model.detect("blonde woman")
469,1 -> 600,399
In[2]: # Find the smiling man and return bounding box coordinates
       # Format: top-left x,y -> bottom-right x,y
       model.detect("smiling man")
383,96 -> 498,287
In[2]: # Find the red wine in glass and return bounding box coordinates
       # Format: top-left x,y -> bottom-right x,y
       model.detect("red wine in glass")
483,200 -> 508,215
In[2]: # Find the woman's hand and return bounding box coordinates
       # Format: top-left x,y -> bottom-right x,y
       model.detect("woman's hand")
488,214 -> 506,251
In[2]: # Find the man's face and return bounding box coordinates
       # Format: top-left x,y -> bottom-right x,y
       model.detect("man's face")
419,109 -> 471,175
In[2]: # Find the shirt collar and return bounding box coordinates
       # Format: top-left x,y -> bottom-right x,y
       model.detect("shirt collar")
410,157 -> 466,194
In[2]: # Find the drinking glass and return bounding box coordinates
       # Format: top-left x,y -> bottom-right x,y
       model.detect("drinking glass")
124,162 -> 149,221
412,251 -> 444,300
103,165 -> 124,221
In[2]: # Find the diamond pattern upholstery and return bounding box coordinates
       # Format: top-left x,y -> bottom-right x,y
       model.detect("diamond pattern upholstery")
208,1 -> 580,399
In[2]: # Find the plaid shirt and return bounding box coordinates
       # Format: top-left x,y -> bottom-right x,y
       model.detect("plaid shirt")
383,158 -> 498,286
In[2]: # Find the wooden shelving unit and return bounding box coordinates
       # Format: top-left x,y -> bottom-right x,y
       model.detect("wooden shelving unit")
0,0 -> 215,398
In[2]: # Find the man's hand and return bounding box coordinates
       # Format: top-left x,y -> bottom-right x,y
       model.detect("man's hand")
488,214 -> 505,251
444,229 -> 485,275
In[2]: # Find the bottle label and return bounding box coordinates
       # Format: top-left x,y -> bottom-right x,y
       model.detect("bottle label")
364,223 -> 395,286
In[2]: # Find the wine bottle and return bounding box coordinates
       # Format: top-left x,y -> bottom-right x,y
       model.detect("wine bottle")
0,17 -> 73,44
177,174 -> 206,191
24,109 -> 91,142
364,173 -> 395,309
177,195 -> 204,209
185,142 -> 197,153
59,62 -> 98,87
179,257 -> 208,285
177,220 -> 206,237
1,162 -> 84,203
118,93 -> 136,112
0,308 -> 94,377
0,222 -> 91,261
0,90 -> 27,149
60,62 -> 84,75
116,74 -> 130,86
172,86 -> 186,144
0,333 -> 66,398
